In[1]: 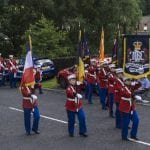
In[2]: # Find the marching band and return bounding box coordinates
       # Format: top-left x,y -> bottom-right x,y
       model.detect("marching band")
1,52 -> 150,141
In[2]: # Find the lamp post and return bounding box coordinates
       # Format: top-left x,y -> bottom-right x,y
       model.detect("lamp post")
143,23 -> 148,32
123,17 -> 127,35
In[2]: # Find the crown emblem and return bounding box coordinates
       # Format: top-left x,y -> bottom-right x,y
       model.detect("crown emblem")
133,41 -> 142,50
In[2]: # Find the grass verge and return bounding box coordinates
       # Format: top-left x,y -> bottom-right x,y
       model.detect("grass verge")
42,77 -> 58,89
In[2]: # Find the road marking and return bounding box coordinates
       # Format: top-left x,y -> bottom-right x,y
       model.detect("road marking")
128,138 -> 150,146
137,103 -> 150,107
9,107 -> 68,124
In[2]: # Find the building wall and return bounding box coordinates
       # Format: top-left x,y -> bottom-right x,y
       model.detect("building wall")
139,16 -> 150,32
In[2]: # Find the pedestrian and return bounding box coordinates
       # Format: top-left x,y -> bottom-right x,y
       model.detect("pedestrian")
20,83 -> 40,135
65,74 -> 88,137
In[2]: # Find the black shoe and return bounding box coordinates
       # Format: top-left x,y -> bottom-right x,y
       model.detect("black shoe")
130,136 -> 139,140
116,127 -> 121,129
26,132 -> 31,136
88,102 -> 93,104
109,114 -> 115,118
32,129 -> 40,134
122,138 -> 129,141
128,126 -> 131,129
69,134 -> 74,137
79,133 -> 88,137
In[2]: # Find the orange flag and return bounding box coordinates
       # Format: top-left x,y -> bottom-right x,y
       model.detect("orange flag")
99,27 -> 104,61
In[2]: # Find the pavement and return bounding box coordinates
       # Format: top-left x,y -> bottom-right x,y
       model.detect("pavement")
0,86 -> 150,150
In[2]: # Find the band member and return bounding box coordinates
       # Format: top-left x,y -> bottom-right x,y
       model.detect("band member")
7,55 -> 17,88
0,53 -> 5,86
20,83 -> 40,135
0,53 -> 7,86
34,66 -> 43,94
65,74 -> 87,137
119,77 -> 139,141
84,63 -> 89,100
97,62 -> 108,110
86,59 -> 96,104
114,68 -> 124,129
107,64 -> 116,117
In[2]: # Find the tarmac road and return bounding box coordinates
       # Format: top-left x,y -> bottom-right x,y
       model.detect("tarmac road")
0,87 -> 150,150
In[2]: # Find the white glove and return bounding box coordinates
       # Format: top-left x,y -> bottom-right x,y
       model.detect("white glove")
31,94 -> 38,104
131,82 -> 136,86
134,95 -> 142,101
76,93 -> 83,99
31,94 -> 38,100
76,81 -> 82,85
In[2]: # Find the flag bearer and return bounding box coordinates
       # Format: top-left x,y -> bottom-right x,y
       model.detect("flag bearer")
20,83 -> 40,135
65,74 -> 88,137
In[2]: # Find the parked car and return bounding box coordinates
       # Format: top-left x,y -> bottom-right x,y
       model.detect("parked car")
34,58 -> 55,79
16,57 -> 55,79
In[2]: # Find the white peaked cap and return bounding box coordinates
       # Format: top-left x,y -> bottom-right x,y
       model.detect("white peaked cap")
9,55 -> 13,58
109,64 -> 116,68
84,64 -> 89,67
90,58 -> 96,62
103,61 -> 108,65
115,68 -> 123,74
67,74 -> 76,80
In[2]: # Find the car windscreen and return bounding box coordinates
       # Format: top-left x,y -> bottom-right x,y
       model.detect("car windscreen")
34,59 -> 53,65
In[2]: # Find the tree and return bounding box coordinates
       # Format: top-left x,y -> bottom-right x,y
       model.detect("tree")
22,16 -> 72,58
0,0 -> 144,57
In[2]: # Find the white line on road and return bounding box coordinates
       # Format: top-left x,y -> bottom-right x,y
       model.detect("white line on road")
137,103 -> 150,107
9,107 -> 68,124
129,138 -> 150,147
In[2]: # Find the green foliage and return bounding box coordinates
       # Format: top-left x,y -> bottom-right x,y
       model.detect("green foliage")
22,16 -> 73,58
139,0 -> 150,15
0,0 -> 147,58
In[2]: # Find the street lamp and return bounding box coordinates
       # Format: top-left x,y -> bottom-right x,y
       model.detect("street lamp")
143,23 -> 147,32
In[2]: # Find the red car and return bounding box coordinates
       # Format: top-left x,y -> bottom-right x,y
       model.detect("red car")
56,65 -> 77,88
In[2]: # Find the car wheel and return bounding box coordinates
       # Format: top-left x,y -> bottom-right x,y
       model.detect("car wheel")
59,77 -> 68,89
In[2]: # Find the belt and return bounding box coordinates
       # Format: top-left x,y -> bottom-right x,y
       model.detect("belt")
88,73 -> 96,77
67,98 -> 75,101
23,97 -> 32,101
103,79 -> 108,81
122,97 -> 132,106
122,97 -> 131,101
